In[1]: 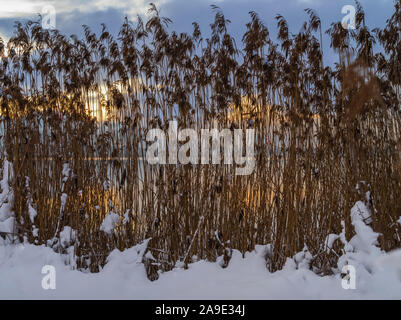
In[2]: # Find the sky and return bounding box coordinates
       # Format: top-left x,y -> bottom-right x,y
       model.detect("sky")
0,0 -> 397,65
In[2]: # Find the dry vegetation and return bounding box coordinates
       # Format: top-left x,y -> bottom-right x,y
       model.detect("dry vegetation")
0,1 -> 401,279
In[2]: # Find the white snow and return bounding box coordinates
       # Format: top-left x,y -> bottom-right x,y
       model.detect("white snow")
62,163 -> 71,181
28,203 -> 37,224
100,212 -> 121,234
349,201 -> 380,252
123,209 -> 131,224
0,239 -> 400,299
0,216 -> 15,234
0,157 -> 15,235
59,226 -> 76,249
325,234 -> 340,253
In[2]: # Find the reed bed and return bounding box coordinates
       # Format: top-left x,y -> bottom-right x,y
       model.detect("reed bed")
0,2 -> 401,278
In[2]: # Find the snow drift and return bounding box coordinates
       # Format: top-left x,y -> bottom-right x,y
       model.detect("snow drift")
1,239 -> 401,299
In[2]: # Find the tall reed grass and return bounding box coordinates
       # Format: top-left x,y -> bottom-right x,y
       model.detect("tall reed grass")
0,1 -> 401,278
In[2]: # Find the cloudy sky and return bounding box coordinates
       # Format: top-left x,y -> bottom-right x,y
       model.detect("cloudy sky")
0,0 -> 396,64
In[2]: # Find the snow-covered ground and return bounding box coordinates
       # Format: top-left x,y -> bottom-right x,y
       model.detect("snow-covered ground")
0,240 -> 401,299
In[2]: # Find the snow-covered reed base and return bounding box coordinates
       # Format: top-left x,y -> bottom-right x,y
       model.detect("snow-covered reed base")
0,240 -> 401,299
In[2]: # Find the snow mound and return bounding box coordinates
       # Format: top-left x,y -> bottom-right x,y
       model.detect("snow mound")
0,217 -> 15,234
0,240 -> 400,299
